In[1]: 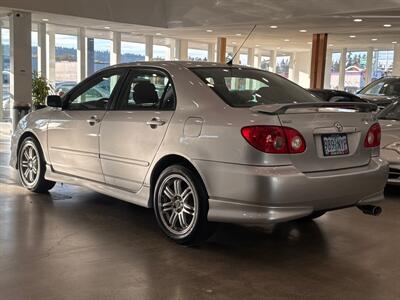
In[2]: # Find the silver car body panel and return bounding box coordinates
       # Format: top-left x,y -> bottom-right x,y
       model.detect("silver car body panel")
10,61 -> 389,223
380,119 -> 400,185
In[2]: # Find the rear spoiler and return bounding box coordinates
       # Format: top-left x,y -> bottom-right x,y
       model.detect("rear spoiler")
250,102 -> 378,115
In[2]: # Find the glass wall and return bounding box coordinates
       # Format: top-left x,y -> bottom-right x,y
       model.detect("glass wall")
55,34 -> 78,84
1,28 -> 10,122
344,50 -> 367,93
372,50 -> 394,81
260,55 -> 270,70
328,52 -> 341,89
276,55 -> 290,78
188,48 -> 208,61
153,45 -> 169,61
31,31 -> 38,74
239,53 -> 248,66
121,41 -> 145,62
86,38 -> 111,76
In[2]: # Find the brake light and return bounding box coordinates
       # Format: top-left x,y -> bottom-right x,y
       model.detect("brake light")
364,123 -> 381,148
241,126 -> 306,154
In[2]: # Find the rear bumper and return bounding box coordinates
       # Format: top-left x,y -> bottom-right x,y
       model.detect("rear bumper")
381,148 -> 400,185
194,157 -> 389,224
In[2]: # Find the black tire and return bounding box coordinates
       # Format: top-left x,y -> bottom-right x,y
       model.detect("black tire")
153,164 -> 214,245
299,211 -> 326,221
18,137 -> 56,193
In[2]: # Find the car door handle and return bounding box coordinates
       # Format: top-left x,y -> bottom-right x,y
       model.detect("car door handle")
86,115 -> 101,126
146,118 -> 166,129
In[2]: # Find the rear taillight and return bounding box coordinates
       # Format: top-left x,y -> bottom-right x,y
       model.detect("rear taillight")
241,126 -> 306,154
364,123 -> 381,148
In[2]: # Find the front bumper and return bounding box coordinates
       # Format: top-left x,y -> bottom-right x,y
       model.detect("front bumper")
381,148 -> 400,185
195,157 -> 389,224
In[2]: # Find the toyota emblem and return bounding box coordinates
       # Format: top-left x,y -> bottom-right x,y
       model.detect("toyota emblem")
334,122 -> 343,132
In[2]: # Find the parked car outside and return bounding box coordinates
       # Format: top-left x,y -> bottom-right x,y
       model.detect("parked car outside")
9,62 -> 388,244
378,101 -> 400,185
356,77 -> 400,109
308,89 -> 365,103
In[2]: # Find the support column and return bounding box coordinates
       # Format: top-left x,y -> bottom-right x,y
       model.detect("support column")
175,39 -> 188,60
365,47 -> 373,85
339,48 -> 347,90
216,37 -> 226,63
145,36 -> 153,61
269,50 -> 277,72
247,48 -> 255,67
392,44 -> 400,76
87,37 -> 95,76
77,28 -> 86,81
10,11 -> 32,131
310,33 -> 328,89
46,30 -> 55,85
324,49 -> 333,88
37,22 -> 47,77
207,43 -> 215,62
111,31 -> 121,65
288,53 -> 295,81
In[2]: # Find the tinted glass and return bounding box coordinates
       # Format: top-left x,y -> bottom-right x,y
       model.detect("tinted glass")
378,102 -> 400,121
67,72 -> 122,110
360,78 -> 400,96
190,67 -> 318,107
117,69 -> 175,110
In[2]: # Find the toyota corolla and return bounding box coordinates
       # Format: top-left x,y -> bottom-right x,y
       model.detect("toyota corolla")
10,61 -> 389,244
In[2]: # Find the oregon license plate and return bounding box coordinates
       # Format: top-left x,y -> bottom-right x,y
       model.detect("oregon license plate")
321,134 -> 349,156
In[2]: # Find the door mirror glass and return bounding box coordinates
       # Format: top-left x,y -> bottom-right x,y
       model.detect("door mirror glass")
46,95 -> 62,107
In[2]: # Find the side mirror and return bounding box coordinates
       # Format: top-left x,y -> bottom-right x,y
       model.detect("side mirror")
46,95 -> 62,108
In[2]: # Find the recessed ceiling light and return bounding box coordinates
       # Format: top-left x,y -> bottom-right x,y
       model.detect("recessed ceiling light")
371,38 -> 378,41
284,39 -> 290,42
206,29 -> 213,33
232,41 -> 237,45
349,35 -> 356,38
299,29 -> 307,33
235,33 -> 242,36
383,24 -> 392,28
277,47 -> 281,49
307,41 -> 312,45
104,26 -> 111,30
42,18 -> 49,22
328,44 -> 334,47
255,44 -> 260,47
270,25 -> 278,29
155,32 -> 162,36
392,41 -> 398,44
353,18 -> 363,22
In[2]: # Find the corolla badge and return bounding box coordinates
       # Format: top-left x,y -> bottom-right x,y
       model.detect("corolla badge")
334,121 -> 343,132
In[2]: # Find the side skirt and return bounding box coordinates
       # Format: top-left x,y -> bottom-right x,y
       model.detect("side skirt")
45,165 -> 151,208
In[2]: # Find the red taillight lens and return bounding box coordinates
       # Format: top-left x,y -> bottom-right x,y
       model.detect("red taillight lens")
364,123 -> 381,148
241,126 -> 306,154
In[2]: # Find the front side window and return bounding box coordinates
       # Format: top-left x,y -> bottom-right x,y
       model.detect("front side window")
67,72 -> 122,110
117,69 -> 175,110
191,67 -> 318,107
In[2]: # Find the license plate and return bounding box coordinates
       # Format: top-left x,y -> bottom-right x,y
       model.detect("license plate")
321,134 -> 349,156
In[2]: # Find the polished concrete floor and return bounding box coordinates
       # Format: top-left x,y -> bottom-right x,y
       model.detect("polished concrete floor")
0,135 -> 399,300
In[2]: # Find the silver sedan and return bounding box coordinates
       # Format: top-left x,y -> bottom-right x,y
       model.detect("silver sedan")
10,62 -> 388,244
378,101 -> 400,185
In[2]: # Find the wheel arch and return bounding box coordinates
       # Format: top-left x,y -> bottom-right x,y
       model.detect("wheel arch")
148,154 -> 209,207
16,131 -> 44,169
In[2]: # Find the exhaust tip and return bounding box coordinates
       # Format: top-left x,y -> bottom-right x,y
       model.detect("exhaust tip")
357,205 -> 382,216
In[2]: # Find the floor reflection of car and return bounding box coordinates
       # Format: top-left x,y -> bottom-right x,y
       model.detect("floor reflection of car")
356,77 -> 400,109
378,101 -> 400,185
1,93 -> 11,122
308,89 -> 364,103
10,62 -> 389,245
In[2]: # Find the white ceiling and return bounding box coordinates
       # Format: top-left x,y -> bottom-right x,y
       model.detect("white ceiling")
0,0 -> 399,52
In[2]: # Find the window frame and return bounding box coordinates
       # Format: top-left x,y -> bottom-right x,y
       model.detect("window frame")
111,67 -> 177,111
62,67 -> 129,111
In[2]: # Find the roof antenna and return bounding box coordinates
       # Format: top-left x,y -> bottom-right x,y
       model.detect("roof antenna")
227,24 -> 257,66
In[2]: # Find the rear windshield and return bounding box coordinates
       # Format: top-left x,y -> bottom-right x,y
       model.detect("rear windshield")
190,67 -> 319,107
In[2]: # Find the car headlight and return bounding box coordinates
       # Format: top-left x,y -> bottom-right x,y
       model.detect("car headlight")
385,142 -> 400,154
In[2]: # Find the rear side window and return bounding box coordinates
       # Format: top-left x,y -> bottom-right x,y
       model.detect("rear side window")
190,67 -> 318,107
